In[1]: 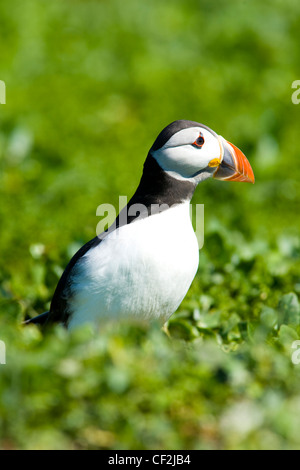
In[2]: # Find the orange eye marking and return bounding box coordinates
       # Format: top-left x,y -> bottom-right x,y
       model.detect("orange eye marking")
193,132 -> 205,148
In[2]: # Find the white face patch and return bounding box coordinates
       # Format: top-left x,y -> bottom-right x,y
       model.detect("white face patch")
152,127 -> 222,181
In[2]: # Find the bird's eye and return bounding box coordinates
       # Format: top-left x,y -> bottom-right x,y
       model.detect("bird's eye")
193,133 -> 205,148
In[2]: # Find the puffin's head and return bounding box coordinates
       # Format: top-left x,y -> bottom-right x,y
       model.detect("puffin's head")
150,120 -> 255,184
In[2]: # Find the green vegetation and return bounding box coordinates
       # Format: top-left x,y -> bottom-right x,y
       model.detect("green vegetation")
0,0 -> 300,450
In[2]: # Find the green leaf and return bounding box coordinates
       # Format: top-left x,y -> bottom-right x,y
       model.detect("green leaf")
260,307 -> 278,330
168,319 -> 199,341
197,312 -> 222,329
278,293 -> 300,326
278,325 -> 299,347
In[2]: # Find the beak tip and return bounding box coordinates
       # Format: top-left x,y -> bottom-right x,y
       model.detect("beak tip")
249,169 -> 255,184
246,172 -> 255,184
216,140 -> 255,185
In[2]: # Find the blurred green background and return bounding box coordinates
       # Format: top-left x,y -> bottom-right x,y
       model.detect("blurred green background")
1,0 -> 300,450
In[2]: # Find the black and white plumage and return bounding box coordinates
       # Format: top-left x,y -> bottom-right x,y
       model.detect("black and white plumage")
26,120 -> 254,329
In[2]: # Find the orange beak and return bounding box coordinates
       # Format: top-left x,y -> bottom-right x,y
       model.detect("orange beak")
213,139 -> 255,184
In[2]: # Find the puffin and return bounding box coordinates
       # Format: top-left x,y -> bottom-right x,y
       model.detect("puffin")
25,120 -> 254,330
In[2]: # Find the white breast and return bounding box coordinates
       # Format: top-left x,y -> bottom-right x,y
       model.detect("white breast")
67,202 -> 199,329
